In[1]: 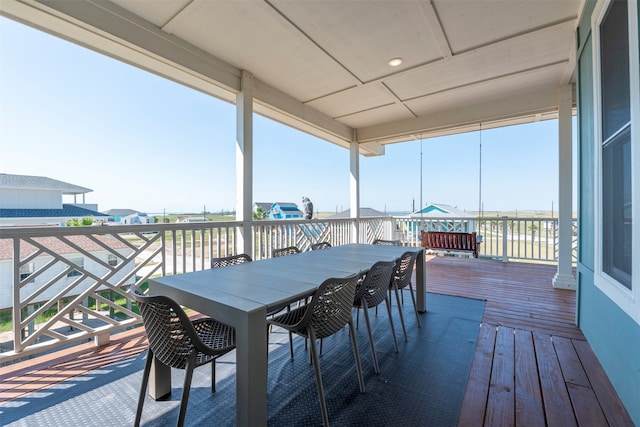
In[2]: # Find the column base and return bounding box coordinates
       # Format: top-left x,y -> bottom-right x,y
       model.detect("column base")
553,273 -> 576,290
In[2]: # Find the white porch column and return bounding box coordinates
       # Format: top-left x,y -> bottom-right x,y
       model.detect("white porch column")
236,70 -> 254,257
553,84 -> 576,290
350,140 -> 360,243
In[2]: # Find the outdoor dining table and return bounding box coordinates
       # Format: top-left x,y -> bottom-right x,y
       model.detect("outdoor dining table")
147,243 -> 426,426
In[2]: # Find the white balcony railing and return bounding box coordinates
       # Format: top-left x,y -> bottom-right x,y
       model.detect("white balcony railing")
0,215 -> 573,363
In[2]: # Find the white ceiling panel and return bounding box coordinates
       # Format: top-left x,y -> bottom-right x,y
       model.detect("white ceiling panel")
340,103 -> 415,129
405,63 -> 568,117
159,0 -> 359,102
385,21 -> 575,101
111,0 -> 190,28
433,0 -> 580,53
306,82 -> 397,119
272,0 -> 443,83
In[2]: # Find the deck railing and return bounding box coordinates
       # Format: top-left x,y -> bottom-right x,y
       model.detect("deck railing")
0,215 -> 573,363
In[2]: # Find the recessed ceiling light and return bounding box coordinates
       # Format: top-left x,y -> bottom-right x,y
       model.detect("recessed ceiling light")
388,58 -> 403,67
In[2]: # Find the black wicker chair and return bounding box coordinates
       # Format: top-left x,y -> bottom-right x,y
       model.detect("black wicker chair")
310,242 -> 332,250
372,239 -> 402,246
267,274 -> 364,427
211,253 -> 252,268
353,260 -> 398,374
272,246 -> 301,257
390,251 -> 421,342
133,294 -> 235,427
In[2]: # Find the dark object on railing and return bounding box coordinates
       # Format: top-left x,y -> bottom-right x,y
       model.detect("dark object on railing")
302,196 -> 313,220
420,231 -> 479,258
133,294 -> 236,427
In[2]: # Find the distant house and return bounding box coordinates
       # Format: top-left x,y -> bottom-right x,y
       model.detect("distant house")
253,202 -> 303,219
253,202 -> 272,214
268,202 -> 303,219
401,203 -> 478,235
175,216 -> 208,223
120,213 -> 154,225
103,209 -> 140,223
0,173 -> 108,227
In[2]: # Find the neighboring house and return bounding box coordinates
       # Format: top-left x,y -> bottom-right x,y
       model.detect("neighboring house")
103,209 -> 140,223
253,202 -> 272,215
575,1 -> 640,421
176,216 -> 207,223
0,173 -> 108,226
407,203 -> 477,233
120,213 -> 154,225
268,202 -> 303,219
0,235 -> 135,311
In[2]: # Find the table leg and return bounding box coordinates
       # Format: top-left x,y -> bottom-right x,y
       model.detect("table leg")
416,249 -> 426,312
236,307 -> 268,426
149,357 -> 171,399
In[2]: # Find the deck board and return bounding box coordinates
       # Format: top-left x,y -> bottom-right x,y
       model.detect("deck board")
514,329 -> 545,426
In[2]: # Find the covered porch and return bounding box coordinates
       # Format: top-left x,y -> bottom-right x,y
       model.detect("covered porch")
1,0 -> 638,424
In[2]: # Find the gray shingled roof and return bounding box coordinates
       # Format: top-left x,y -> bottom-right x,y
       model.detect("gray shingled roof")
0,204 -> 108,218
103,209 -> 140,216
0,173 -> 92,194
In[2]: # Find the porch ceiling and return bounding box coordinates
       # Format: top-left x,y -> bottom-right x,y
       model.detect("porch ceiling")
1,0 -> 580,156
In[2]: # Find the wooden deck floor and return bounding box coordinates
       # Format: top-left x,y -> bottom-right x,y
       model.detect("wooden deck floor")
0,256 -> 634,425
422,256 -> 632,426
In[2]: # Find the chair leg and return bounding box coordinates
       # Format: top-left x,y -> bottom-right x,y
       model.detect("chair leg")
362,302 -> 380,374
211,359 -> 216,392
384,297 -> 399,352
289,331 -> 294,359
392,287 -> 408,341
308,330 -> 330,427
348,319 -> 366,393
177,358 -> 196,427
408,284 -> 421,327
134,350 -> 153,427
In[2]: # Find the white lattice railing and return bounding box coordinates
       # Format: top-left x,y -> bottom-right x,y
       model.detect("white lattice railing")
0,215 -> 572,363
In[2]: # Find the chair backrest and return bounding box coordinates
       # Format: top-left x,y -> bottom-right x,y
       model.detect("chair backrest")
394,251 -> 419,290
272,246 -> 301,257
310,242 -> 332,250
133,293 -> 204,370
373,239 -> 402,246
302,274 -> 360,339
211,253 -> 252,268
353,260 -> 395,308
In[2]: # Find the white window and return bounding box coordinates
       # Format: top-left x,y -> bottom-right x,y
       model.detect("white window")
19,261 -> 35,282
593,0 -> 640,324
67,257 -> 84,277
108,254 -> 118,266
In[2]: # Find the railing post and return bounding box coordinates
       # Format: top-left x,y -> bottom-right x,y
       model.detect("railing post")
502,217 -> 509,263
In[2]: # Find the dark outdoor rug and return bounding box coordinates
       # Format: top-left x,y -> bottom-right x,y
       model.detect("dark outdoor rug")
1,292 -> 484,427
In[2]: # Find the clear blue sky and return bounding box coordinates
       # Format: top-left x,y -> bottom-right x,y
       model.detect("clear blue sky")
0,17 -> 575,215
